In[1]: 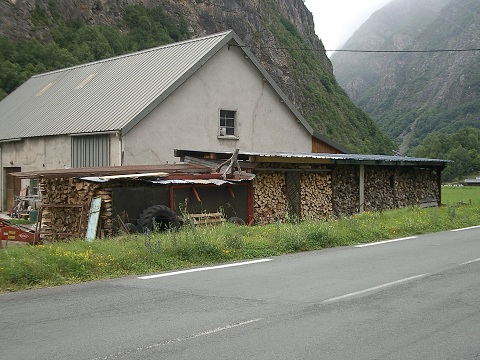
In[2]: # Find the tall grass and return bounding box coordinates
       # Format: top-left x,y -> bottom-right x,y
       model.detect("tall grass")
1,186 -> 479,292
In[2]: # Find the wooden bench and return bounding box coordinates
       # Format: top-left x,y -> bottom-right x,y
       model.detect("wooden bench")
188,212 -> 225,226
419,197 -> 438,208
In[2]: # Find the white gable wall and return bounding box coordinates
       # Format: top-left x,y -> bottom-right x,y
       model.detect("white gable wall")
122,44 -> 312,164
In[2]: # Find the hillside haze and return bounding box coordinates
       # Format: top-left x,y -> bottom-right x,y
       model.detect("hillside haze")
0,0 -> 395,154
331,0 -> 480,153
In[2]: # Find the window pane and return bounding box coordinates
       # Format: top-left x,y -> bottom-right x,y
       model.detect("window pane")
219,110 -> 236,136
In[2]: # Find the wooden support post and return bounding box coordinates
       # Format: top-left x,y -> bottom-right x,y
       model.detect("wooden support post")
228,186 -> 235,199
216,148 -> 241,179
359,165 -> 365,213
192,187 -> 201,202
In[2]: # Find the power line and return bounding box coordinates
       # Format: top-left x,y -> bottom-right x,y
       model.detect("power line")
329,48 -> 480,53
232,44 -> 480,53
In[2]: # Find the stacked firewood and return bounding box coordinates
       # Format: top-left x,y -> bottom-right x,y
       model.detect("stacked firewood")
333,166 -> 440,216
300,173 -> 333,220
332,166 -> 360,217
364,167 -> 396,211
390,168 -> 439,207
94,189 -> 114,237
39,178 -> 113,241
253,172 -> 287,224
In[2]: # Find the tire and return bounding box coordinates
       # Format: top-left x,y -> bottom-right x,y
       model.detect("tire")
121,222 -> 138,234
137,205 -> 180,232
227,216 -> 246,225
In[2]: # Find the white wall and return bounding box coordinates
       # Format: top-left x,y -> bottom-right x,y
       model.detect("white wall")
0,134 -> 121,210
122,44 -> 312,164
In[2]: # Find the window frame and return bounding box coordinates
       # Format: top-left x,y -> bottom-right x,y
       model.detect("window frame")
218,109 -> 238,139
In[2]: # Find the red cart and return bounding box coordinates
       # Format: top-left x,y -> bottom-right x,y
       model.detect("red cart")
0,218 -> 39,248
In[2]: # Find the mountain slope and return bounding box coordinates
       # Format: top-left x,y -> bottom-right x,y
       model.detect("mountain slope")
331,0 -> 479,152
0,0 -> 395,154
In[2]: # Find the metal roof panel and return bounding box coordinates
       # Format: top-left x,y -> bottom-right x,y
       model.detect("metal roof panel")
0,31 -> 233,140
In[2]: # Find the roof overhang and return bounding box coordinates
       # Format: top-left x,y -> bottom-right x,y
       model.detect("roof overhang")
175,149 -> 451,169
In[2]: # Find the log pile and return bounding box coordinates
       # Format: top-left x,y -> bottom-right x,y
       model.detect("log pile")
390,167 -> 439,207
300,173 -> 332,220
253,166 -> 333,224
253,172 -> 287,224
332,166 -> 360,216
364,167 -> 396,211
39,178 -> 113,241
333,166 -> 440,216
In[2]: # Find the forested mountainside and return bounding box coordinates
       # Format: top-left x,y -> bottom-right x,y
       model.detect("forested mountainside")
0,0 -> 395,154
331,0 -> 480,154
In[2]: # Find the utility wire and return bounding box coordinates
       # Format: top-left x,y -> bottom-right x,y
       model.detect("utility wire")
231,44 -> 480,53
329,48 -> 480,53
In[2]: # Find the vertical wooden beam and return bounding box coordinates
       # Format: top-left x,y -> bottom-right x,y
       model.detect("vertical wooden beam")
359,165 -> 365,213
247,180 -> 254,225
437,168 -> 442,205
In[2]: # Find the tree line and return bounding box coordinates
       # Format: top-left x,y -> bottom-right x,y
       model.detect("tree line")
0,5 -> 189,100
410,128 -> 480,182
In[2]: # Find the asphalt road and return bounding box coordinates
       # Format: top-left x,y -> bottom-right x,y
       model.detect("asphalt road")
1,226 -> 480,360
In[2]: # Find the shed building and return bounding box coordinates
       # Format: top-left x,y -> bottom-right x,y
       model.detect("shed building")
176,149 -> 449,223
11,149 -> 449,240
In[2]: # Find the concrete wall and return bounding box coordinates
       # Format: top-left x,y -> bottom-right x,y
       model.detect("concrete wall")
0,134 -> 121,210
122,44 -> 312,164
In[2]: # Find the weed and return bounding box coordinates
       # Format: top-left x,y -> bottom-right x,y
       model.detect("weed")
1,187 -> 479,292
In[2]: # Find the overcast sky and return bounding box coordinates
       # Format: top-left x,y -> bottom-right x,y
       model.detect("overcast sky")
305,0 -> 392,54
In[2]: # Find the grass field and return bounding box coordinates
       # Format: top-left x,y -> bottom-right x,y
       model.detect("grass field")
441,185 -> 480,206
1,186 -> 479,293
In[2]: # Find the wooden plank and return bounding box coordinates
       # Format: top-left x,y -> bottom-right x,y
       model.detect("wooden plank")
86,197 -> 102,242
419,197 -> 438,208
189,212 -> 225,226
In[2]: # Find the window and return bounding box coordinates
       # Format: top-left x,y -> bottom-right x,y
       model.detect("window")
30,179 -> 39,196
219,110 -> 236,136
71,135 -> 110,168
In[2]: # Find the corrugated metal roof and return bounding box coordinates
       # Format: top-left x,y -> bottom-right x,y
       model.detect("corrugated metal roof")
10,163 -> 212,179
0,31 -> 234,141
175,149 -> 451,166
245,150 -> 450,164
80,177 -> 254,185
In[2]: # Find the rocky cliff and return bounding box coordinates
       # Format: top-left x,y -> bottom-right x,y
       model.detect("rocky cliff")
331,0 -> 480,152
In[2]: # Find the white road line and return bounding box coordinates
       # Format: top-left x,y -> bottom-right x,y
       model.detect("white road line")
355,236 -> 417,248
459,258 -> 480,266
322,274 -> 428,304
92,318 -> 263,360
451,225 -> 480,232
138,258 -> 272,280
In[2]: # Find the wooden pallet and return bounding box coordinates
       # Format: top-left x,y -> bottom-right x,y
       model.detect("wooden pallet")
419,197 -> 438,208
189,212 -> 225,226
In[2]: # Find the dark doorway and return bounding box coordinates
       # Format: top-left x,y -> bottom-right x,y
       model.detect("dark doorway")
5,167 -> 21,211
286,171 -> 301,220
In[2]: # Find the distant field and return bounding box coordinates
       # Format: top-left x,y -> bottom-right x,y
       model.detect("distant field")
442,186 -> 480,205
